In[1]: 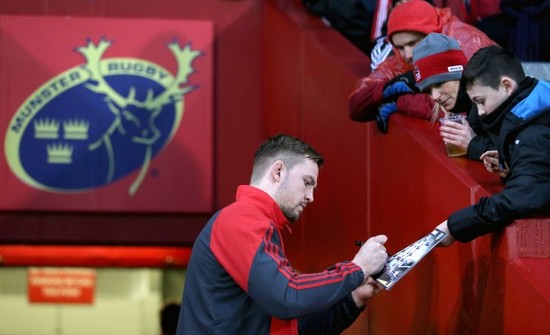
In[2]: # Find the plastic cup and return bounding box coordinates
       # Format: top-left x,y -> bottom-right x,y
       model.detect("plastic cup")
438,115 -> 467,157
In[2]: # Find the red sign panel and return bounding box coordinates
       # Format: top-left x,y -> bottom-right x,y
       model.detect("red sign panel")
0,15 -> 214,213
28,267 -> 96,304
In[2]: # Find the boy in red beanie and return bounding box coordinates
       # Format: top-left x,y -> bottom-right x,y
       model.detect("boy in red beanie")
349,0 -> 496,133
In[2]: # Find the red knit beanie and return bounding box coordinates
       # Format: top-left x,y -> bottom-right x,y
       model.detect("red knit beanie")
412,33 -> 468,91
387,0 -> 443,42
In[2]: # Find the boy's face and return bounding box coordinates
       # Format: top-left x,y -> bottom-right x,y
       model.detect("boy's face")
466,81 -> 510,118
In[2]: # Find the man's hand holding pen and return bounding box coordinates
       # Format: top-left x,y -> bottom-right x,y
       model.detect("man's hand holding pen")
352,235 -> 389,278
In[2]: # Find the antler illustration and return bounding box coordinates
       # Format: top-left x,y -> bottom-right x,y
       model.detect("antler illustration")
143,41 -> 202,109
78,38 -> 203,197
78,39 -> 201,110
77,38 -> 127,108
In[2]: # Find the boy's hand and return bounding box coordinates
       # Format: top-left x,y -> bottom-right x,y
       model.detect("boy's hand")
436,221 -> 455,247
481,150 -> 510,178
480,150 -> 499,172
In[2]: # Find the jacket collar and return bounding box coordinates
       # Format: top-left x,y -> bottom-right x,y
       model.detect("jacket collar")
511,80 -> 550,120
235,185 -> 289,228
481,77 -> 537,133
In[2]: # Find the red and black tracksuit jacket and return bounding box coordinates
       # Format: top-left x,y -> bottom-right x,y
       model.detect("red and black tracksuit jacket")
177,185 -> 365,334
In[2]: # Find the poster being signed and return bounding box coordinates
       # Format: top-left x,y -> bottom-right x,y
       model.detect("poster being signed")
374,229 -> 447,290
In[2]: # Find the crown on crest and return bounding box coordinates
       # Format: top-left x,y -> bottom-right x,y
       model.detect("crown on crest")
63,119 -> 89,140
34,118 -> 60,139
47,143 -> 73,164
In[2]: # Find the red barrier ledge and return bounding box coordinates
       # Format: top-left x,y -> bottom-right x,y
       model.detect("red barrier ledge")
0,245 -> 191,267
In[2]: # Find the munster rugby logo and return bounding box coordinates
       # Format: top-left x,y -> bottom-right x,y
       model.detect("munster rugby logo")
5,38 -> 202,195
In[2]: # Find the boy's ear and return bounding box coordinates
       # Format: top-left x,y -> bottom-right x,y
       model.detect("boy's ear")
501,76 -> 517,95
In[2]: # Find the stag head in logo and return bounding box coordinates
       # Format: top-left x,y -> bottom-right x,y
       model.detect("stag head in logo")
77,38 -> 201,196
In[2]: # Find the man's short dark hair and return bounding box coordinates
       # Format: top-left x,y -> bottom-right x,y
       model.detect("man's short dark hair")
251,134 -> 324,182
462,46 -> 525,90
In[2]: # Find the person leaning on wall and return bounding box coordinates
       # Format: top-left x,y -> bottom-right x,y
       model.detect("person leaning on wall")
435,45 -> 550,245
348,0 -> 497,133
411,33 -> 496,161
176,133 -> 389,334
370,0 -> 435,72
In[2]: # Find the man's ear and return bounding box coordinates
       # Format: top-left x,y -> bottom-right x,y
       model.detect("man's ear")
501,76 -> 517,95
271,160 -> 284,182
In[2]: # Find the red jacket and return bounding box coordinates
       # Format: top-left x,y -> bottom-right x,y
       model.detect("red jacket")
348,6 -> 497,122
178,185 -> 365,334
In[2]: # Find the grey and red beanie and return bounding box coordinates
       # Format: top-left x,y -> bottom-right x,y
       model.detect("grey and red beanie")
412,33 -> 468,91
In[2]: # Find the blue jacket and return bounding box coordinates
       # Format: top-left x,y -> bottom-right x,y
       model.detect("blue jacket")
448,78 -> 550,242
177,185 -> 365,334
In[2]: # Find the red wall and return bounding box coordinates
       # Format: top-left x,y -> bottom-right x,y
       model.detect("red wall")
262,1 -> 549,334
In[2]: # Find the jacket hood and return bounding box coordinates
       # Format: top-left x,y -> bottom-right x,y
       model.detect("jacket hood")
387,0 -> 451,41
510,80 -> 550,121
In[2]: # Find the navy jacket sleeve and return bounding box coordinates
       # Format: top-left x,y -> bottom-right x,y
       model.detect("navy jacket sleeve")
467,135 -> 495,161
246,231 -> 365,319
298,293 -> 364,335
212,209 -> 365,320
448,126 -> 550,242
